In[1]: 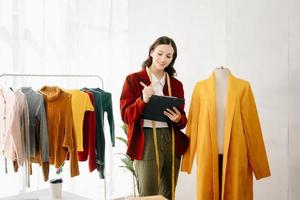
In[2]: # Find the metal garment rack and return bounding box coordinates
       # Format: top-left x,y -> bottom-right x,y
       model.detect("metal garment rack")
0,73 -> 104,89
0,73 -> 107,200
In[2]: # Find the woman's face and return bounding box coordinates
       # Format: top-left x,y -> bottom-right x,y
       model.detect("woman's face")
150,44 -> 174,71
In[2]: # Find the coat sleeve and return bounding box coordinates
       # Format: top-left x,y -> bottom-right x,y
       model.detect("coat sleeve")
120,76 -> 146,124
241,83 -> 271,179
173,81 -> 187,129
181,84 -> 200,173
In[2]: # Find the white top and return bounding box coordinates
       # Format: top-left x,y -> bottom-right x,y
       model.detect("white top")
143,68 -> 169,128
214,67 -> 229,154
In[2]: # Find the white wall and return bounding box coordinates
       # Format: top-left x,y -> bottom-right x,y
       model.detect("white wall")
129,0 -> 299,199
288,0 -> 300,199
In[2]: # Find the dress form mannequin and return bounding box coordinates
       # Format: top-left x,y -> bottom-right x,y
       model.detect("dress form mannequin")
214,67 -> 229,154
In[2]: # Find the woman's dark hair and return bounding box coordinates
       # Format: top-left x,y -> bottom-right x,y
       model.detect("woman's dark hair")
142,36 -> 177,76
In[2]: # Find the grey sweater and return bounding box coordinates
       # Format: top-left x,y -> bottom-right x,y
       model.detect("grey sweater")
21,87 -> 49,162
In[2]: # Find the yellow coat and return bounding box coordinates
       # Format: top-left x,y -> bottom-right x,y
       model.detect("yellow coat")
181,72 -> 271,200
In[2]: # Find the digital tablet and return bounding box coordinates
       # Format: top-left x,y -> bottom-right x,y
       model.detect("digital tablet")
141,95 -> 185,122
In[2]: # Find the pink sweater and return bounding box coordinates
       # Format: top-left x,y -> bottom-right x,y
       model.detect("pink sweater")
0,87 -> 24,165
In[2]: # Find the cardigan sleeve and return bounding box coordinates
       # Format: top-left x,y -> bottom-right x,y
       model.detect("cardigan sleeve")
37,95 -> 49,163
120,76 -> 146,124
62,101 -> 79,177
181,84 -> 200,173
105,92 -> 115,147
241,83 -> 271,179
4,98 -> 23,164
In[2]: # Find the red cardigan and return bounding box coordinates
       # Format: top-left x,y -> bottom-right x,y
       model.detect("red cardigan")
120,68 -> 187,160
78,90 -> 97,172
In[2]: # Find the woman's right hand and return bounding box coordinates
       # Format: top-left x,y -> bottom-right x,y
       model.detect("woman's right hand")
140,82 -> 154,103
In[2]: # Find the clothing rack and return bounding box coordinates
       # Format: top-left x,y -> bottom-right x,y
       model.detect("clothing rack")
0,72 -> 107,200
0,73 -> 104,89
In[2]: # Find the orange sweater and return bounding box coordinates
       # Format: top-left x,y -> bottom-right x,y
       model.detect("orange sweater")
39,86 -> 79,177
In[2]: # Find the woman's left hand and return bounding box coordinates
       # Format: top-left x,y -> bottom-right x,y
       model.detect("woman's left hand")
164,107 -> 182,123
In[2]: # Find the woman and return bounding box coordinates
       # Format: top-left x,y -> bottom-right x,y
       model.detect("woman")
120,36 -> 188,200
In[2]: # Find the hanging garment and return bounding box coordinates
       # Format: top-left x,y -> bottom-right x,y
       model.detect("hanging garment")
21,87 -> 48,159
181,71 -> 271,200
78,90 -> 97,172
0,87 -> 24,165
84,88 -> 115,179
66,89 -> 94,151
14,90 -> 31,187
39,86 -> 79,177
90,88 -> 115,146
21,87 -> 49,181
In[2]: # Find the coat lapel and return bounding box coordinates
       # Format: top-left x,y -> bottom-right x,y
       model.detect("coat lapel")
208,71 -> 237,198
207,73 -> 218,154
138,68 -> 151,87
221,72 -> 236,197
138,68 -> 170,96
207,73 -> 219,197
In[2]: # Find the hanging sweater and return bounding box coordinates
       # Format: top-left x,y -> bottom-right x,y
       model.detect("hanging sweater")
39,86 -> 79,177
78,90 -> 97,172
14,90 -> 31,187
21,87 -> 49,181
84,88 -> 115,179
66,89 -> 94,151
90,88 -> 115,147
0,87 -> 24,165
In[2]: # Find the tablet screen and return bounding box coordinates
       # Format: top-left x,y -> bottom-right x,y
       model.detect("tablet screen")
141,95 -> 184,122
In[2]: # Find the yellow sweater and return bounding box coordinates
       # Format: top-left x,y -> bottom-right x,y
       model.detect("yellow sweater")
66,89 -> 94,151
39,86 -> 79,177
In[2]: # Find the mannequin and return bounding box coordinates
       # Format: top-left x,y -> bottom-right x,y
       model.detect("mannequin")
182,68 -> 270,200
214,67 -> 229,154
